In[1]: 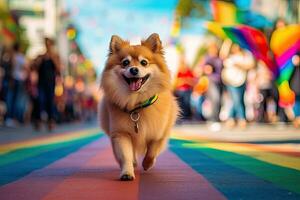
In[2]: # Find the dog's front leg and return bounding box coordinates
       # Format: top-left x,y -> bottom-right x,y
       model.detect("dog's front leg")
142,138 -> 168,171
111,133 -> 135,181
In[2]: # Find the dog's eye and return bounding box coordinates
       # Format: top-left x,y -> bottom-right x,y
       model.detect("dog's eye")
122,59 -> 130,67
140,60 -> 148,66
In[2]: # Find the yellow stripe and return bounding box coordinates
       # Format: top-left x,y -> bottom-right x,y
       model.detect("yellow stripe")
183,142 -> 300,171
0,128 -> 100,155
171,130 -> 300,152
171,130 -> 300,171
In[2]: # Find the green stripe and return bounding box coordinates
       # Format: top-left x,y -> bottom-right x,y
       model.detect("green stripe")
176,139 -> 300,194
0,133 -> 103,166
0,134 -> 102,186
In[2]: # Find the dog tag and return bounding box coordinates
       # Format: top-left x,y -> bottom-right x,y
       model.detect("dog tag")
130,112 -> 140,134
134,122 -> 139,133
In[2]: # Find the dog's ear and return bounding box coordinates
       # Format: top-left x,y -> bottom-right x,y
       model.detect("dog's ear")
109,35 -> 127,54
142,33 -> 162,54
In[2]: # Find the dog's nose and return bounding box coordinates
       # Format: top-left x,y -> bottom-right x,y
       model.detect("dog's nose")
129,67 -> 139,76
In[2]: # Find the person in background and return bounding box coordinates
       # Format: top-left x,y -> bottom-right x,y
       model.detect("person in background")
0,61 -> 6,125
174,55 -> 196,120
11,43 -> 28,124
64,85 -> 76,122
202,43 -> 223,130
83,94 -> 96,122
190,63 -> 206,121
274,18 -> 286,30
27,58 -> 40,130
0,46 -> 14,126
290,53 -> 300,128
245,68 -> 259,122
222,44 -> 254,128
256,60 -> 278,123
35,38 -> 61,131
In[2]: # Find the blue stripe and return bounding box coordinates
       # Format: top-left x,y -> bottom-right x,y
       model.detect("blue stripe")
0,135 -> 101,186
169,139 -> 300,200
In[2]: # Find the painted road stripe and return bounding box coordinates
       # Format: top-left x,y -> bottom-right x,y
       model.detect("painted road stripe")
0,128 -> 100,155
0,134 -> 102,166
171,139 -> 300,196
237,143 -> 300,157
0,139 -> 105,200
170,139 -> 300,199
184,142 -> 300,171
42,138 -> 140,200
171,131 -> 300,156
0,134 -> 101,186
139,150 -> 226,200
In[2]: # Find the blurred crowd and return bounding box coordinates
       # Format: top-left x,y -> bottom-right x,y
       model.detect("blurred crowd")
1,16 -> 299,132
0,38 -> 97,131
174,19 -> 300,129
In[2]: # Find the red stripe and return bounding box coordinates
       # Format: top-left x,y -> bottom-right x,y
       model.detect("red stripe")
0,139 -> 105,200
1,136 -> 227,200
138,150 -> 226,200
42,142 -> 140,200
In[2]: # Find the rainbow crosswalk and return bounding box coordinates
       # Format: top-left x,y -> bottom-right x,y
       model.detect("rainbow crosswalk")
0,128 -> 300,199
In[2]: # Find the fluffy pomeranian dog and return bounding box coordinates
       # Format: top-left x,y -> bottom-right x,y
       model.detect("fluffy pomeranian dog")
99,33 -> 179,181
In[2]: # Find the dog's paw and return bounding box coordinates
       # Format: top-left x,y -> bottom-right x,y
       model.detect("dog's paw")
120,164 -> 135,181
133,160 -> 138,168
142,157 -> 156,171
120,174 -> 134,181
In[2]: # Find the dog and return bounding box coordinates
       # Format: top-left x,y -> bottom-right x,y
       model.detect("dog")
99,33 -> 179,181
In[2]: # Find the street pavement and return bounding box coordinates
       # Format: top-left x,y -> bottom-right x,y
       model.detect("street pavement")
0,122 -> 300,200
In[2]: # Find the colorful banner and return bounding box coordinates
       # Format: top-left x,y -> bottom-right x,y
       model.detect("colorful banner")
210,0 -> 237,25
206,23 -> 300,107
222,25 -> 277,76
270,24 -> 300,107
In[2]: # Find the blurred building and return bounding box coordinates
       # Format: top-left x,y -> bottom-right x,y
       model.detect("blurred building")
1,0 -> 98,100
252,0 -> 299,23
7,0 -> 69,65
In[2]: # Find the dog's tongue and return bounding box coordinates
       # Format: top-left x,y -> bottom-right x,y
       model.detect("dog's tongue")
129,79 -> 143,91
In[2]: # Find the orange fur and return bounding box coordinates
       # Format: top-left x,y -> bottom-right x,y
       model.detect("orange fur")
99,33 -> 179,181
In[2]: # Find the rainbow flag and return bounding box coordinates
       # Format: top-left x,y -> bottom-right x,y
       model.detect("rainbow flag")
222,25 -> 277,76
210,0 -> 237,25
207,23 -> 300,107
270,24 -> 300,107
205,21 -> 227,39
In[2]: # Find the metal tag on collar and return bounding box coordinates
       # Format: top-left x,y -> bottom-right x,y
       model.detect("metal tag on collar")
130,111 -> 140,133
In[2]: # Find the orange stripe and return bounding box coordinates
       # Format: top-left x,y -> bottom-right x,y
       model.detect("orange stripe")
42,146 -> 140,200
238,143 -> 300,157
172,130 -> 300,157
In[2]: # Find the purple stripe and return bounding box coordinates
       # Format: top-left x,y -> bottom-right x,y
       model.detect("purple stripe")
139,150 -> 226,200
0,139 -> 107,200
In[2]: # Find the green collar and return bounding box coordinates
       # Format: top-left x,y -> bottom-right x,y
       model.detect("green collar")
124,94 -> 158,113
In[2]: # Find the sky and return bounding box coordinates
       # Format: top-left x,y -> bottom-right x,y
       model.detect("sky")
65,0 -> 178,74
64,0 -> 278,75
